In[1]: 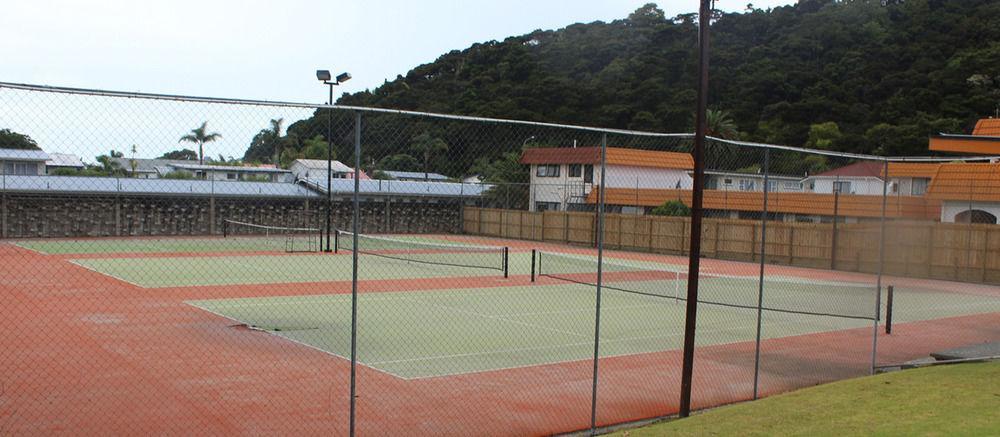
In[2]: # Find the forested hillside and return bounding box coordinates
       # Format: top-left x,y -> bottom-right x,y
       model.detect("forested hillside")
255,0 -> 1000,176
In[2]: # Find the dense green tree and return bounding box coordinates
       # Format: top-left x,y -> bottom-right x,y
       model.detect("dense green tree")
179,121 -> 222,165
158,149 -> 199,160
250,1 -> 999,177
0,129 -> 39,150
377,153 -> 421,172
409,133 -> 449,181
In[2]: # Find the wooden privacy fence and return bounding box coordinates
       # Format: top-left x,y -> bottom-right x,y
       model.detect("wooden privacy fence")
462,207 -> 1000,285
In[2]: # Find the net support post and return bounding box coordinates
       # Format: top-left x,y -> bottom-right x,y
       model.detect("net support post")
503,247 -> 509,278
334,229 -> 340,254
530,249 -> 536,282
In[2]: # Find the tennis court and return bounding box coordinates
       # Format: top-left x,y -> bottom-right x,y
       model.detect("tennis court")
182,250 -> 999,379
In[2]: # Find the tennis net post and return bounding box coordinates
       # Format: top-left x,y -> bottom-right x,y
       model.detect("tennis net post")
334,229 -> 340,254
530,249 -> 536,282
503,247 -> 509,278
222,219 -> 228,238
885,285 -> 894,334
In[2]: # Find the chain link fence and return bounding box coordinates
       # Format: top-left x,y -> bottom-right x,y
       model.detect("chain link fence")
1,82 -> 998,435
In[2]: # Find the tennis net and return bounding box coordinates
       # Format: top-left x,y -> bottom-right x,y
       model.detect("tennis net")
535,251 -> 879,321
337,230 -> 508,275
222,219 -> 321,253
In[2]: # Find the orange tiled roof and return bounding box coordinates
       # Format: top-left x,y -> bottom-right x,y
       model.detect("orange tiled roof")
926,162 -> 1000,202
520,147 -> 693,170
883,162 -> 941,179
972,118 -> 1000,136
587,188 -> 940,220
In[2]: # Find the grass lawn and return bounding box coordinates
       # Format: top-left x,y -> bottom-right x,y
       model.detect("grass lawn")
610,361 -> 1000,436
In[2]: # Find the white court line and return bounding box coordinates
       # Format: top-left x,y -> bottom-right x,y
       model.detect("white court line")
67,259 -> 147,288
184,301 -> 409,380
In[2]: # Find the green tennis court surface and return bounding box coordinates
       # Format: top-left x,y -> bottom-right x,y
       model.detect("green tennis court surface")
73,251 -> 524,288
188,277 -> 1000,379
16,234 -> 463,255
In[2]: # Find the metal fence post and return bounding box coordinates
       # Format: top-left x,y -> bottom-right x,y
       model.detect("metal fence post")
872,158 -> 889,374
752,148 -> 771,400
349,111 -> 361,437
589,132 -> 608,435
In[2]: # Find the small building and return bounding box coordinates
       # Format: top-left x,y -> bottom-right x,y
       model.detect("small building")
44,153 -> 85,174
520,147 -> 694,212
289,159 -> 368,181
381,170 -> 450,182
704,170 -> 803,192
926,162 -> 1000,224
0,148 -> 50,176
167,163 -> 293,183
802,161 -> 886,195
110,157 -> 194,179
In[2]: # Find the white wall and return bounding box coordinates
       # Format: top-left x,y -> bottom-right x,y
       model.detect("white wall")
528,163 -> 693,211
941,201 -> 1000,223
806,177 -> 885,195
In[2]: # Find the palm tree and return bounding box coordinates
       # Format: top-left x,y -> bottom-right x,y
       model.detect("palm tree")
705,109 -> 738,139
267,118 -> 284,164
179,121 -> 222,165
409,133 -> 449,181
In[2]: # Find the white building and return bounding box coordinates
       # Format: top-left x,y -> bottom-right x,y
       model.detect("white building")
0,148 -> 49,175
520,147 -> 694,212
381,170 -> 450,182
44,153 -> 85,174
289,159 -> 366,181
704,170 -> 803,193
168,163 -> 293,183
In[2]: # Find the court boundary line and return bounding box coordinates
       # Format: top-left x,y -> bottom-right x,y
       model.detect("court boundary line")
67,259 -> 147,289
183,301 -> 410,380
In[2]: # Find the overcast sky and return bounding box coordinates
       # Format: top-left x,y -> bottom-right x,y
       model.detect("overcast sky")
2,0 -> 795,103
0,0 -> 795,161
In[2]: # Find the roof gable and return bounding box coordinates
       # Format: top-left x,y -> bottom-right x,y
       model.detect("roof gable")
972,118 -> 1000,137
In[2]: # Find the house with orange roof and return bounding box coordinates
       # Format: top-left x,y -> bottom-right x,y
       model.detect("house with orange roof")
520,147 -> 693,212
925,162 -> 1000,223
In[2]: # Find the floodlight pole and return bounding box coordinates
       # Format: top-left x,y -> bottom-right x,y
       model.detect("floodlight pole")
325,83 -> 334,252
679,0 -> 712,418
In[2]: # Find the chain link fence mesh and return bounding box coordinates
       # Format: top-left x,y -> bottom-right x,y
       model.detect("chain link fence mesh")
1,82 -> 998,435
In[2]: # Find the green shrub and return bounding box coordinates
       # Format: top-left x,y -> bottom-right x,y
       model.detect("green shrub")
649,199 -> 690,217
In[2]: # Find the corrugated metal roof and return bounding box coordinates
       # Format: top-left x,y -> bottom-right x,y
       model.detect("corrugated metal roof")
520,147 -> 693,170
292,159 -> 354,173
973,118 -> 1000,136
110,157 -> 194,173
2,175 -> 318,198
382,170 -> 450,181
301,178 -> 488,197
0,148 -> 50,161
169,163 -> 291,173
45,153 -> 85,168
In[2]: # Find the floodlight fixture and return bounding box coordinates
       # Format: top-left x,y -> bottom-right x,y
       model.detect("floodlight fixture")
316,70 -> 331,81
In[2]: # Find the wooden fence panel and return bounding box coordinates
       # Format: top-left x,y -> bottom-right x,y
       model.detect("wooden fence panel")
462,207 -> 1000,285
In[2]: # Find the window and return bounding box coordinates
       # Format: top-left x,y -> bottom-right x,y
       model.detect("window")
911,178 -> 929,196
782,181 -> 802,191
535,201 -> 560,212
723,178 -> 733,186
535,164 -> 560,177
833,181 -> 851,194
738,179 -> 756,191
227,173 -> 237,180
3,162 -> 37,175
568,164 -> 582,178
767,180 -> 778,192
584,165 -> 594,183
